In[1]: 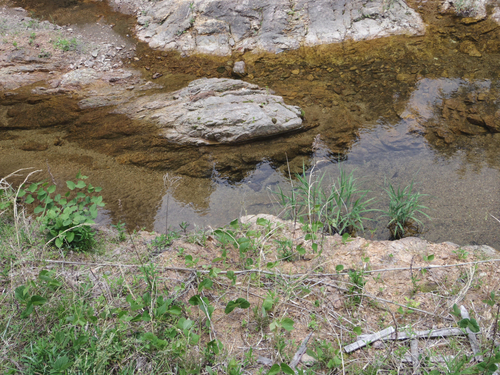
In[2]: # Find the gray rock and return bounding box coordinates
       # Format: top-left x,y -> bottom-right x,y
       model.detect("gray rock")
440,0 -> 491,19
134,0 -> 425,56
232,61 -> 246,77
463,245 -> 498,257
60,68 -> 99,87
116,78 -> 305,145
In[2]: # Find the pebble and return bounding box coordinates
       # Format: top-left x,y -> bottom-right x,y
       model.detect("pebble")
291,69 -> 300,75
301,353 -> 316,366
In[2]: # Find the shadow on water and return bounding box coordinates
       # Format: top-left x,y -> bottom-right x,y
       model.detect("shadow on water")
1,0 -> 500,248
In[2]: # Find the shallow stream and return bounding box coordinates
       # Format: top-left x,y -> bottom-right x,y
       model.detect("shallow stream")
1,0 -> 499,248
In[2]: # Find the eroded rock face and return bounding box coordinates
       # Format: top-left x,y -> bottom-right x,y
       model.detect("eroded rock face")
131,0 -> 425,56
116,78 -> 307,145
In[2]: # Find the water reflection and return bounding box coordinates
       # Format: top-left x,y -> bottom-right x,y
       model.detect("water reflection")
1,0 -> 500,249
153,76 -> 500,249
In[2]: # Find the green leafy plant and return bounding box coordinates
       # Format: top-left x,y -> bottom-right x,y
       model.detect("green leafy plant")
111,221 -> 126,242
381,180 -> 429,239
28,32 -> 36,45
347,268 -> 366,305
306,339 -> 342,370
225,298 -> 251,314
267,363 -> 295,375
53,37 -> 78,51
453,247 -> 469,260
150,231 -> 180,250
14,284 -> 47,318
20,173 -> 104,250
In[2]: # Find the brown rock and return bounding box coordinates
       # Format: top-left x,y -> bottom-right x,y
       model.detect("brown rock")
20,141 -> 48,151
459,41 -> 482,57
466,114 -> 485,126
484,115 -> 500,132
396,73 -> 413,82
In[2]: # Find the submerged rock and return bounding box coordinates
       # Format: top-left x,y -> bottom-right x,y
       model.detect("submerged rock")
116,78 -> 307,145
131,0 -> 425,56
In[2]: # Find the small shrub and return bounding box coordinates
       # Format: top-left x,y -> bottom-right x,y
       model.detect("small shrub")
20,172 -> 104,251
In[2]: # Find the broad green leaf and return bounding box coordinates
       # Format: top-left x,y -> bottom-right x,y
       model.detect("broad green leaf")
198,278 -> 213,291
353,326 -> 362,335
206,339 -> 221,355
17,189 -> 26,198
47,185 -> 56,194
189,295 -> 214,319
66,231 -> 75,243
55,237 -> 63,248
156,302 -> 167,316
168,306 -> 182,316
30,295 -> 47,306
53,356 -> 71,371
14,285 -> 29,302
468,318 -> 480,333
141,311 -> 151,322
75,180 -> 86,189
66,181 -> 76,190
189,332 -> 200,345
226,271 -> 236,285
256,217 -> 270,227
267,261 -> 278,269
21,303 -> 34,318
336,264 -> 344,272
281,317 -> 294,332
280,363 -> 295,374
297,244 -> 306,255
225,298 -> 250,314
24,195 -> 34,204
267,364 -> 281,375
451,304 -> 461,317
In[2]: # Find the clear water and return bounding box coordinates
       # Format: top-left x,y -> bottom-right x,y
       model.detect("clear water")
1,0 -> 499,249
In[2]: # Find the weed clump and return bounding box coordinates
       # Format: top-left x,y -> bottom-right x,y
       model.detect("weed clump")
381,180 -> 429,239
274,166 -> 376,236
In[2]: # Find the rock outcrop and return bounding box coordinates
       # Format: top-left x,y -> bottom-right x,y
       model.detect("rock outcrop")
125,0 -> 426,56
115,78 -> 307,145
441,0 -> 493,20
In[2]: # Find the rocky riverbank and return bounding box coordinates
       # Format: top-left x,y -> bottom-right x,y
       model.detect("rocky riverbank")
110,0 -> 426,56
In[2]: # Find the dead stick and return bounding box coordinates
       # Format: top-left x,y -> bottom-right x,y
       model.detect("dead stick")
290,332 -> 313,370
411,339 -> 420,374
344,326 -> 395,353
460,305 -> 482,360
358,327 -> 469,341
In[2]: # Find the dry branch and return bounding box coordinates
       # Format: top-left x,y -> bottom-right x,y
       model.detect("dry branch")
460,305 -> 482,360
290,332 -> 313,370
358,327 -> 468,342
344,327 -> 395,353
